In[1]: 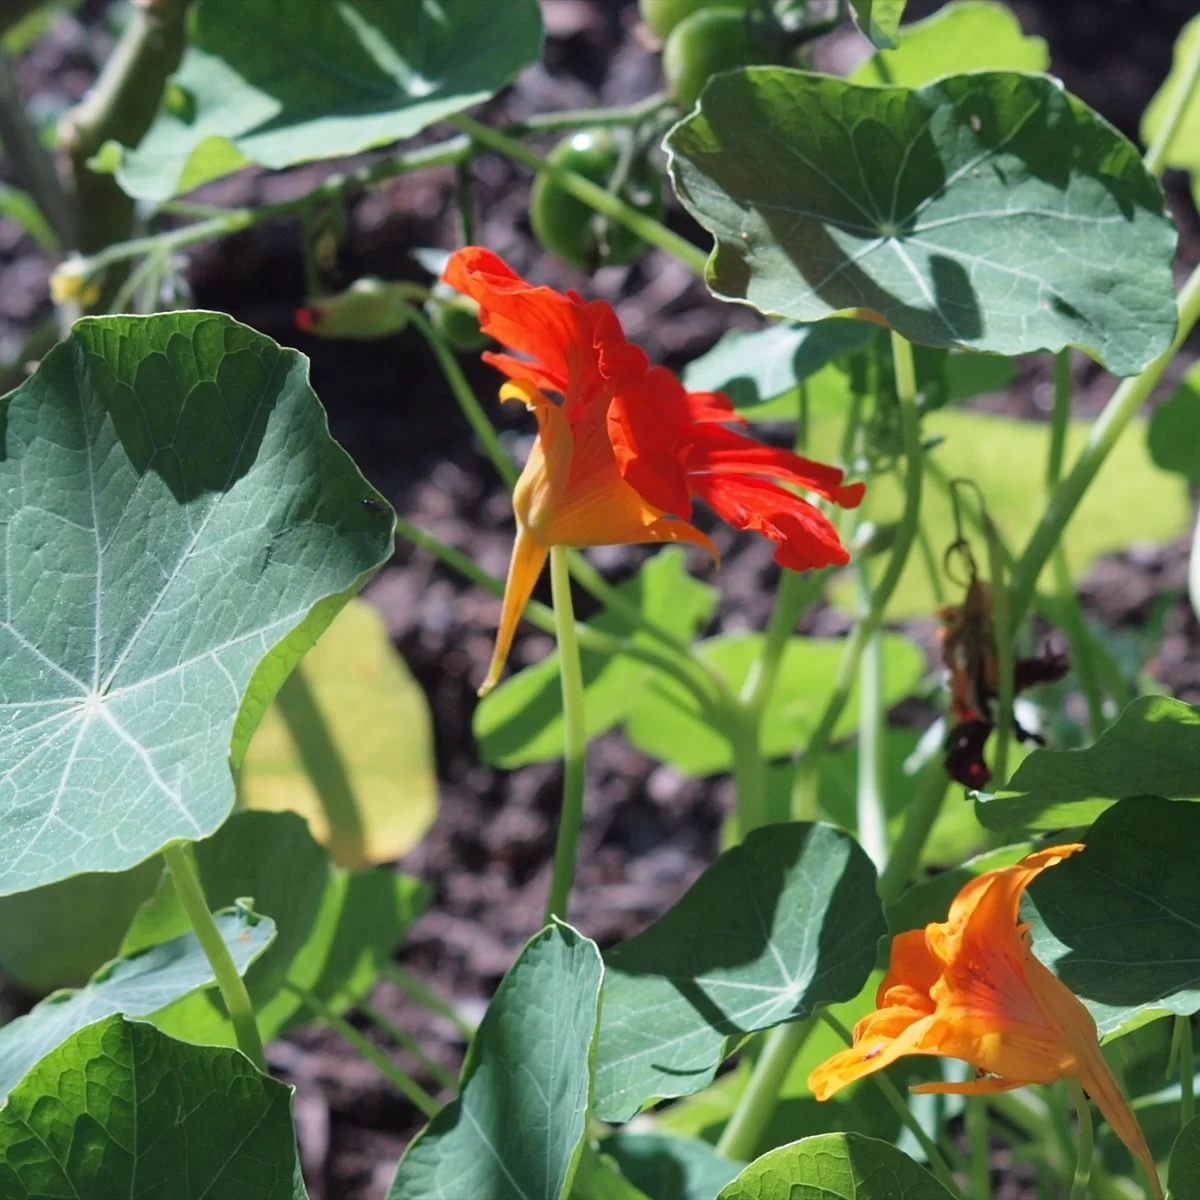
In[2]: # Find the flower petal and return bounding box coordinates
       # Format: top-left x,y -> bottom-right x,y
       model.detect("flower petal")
607,367 -> 693,518
480,523 -> 548,697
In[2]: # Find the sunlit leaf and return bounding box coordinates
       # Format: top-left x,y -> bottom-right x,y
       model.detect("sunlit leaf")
717,1133 -> 954,1199
848,0 -> 907,49
110,0 -> 544,201
0,903 -> 272,1101
593,823 -> 885,1121
1141,14 -> 1200,210
0,312 -> 394,896
976,696 -> 1200,832
850,1 -> 1048,87
123,811 -> 426,1044
1027,796 -> 1200,1038
0,1015 -> 306,1199
667,70 -> 1177,376
1147,360 -> 1200,483
391,922 -> 603,1200
239,598 -> 437,868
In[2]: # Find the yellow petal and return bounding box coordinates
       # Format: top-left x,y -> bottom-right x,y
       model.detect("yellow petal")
479,524 -> 547,697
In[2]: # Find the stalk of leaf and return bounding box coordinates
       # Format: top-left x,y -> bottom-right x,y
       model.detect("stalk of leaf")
358,1000 -> 459,1094
986,516 -> 1014,788
380,962 -> 476,1041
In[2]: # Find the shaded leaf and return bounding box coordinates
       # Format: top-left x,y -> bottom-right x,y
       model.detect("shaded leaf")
572,1147 -> 653,1200
475,549 -> 716,767
391,922 -> 603,1200
976,696 -> 1200,832
667,69 -> 1177,376
123,810 -> 426,1044
848,0 -> 907,49
593,822 -> 885,1122
1147,361 -> 1200,484
602,1133 -> 744,1200
624,632 -> 924,776
239,597 -> 437,868
850,1 -> 1048,87
0,312 -> 394,896
0,903 -> 272,1102
0,1014 -> 306,1199
717,1133 -> 954,1199
1170,1114 -> 1200,1200
112,0 -> 544,200
1027,796 -> 1200,1038
1141,14 -> 1200,210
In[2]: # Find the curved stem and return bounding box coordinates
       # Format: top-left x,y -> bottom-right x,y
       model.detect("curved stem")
986,521 -> 1014,787
876,757 -> 951,906
380,962 -> 475,1040
856,567 -> 888,872
966,1096 -> 992,1200
545,546 -> 588,923
1067,1079 -> 1095,1200
359,999 -> 459,1093
728,704 -> 768,837
162,843 -> 266,1072
1143,28 -> 1200,177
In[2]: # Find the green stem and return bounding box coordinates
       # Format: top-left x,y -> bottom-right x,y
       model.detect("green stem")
986,522 -> 1014,786
792,333 -> 924,819
380,962 -> 475,1040
728,704 -> 768,837
450,113 -> 709,274
358,999 -> 459,1092
545,545 -> 588,923
876,758 -> 951,906
740,570 -> 825,718
966,1096 -> 992,1199
1067,1079 -> 1095,1200
1143,28 -> 1200,177
1010,264 -> 1200,627
918,524 -> 946,606
855,566 -> 888,871
285,985 -> 439,1118
1181,1016 -> 1196,1130
162,843 -> 266,1072
820,1011 -> 966,1199
716,1020 -> 812,1160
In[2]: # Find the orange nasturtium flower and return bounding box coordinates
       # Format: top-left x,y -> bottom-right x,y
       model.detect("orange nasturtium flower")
809,844 -> 1162,1199
442,247 -> 865,695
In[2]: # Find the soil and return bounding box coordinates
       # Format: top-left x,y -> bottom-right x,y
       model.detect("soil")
3,3 -> 1200,1198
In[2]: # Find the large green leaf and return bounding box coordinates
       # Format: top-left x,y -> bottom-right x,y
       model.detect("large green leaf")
475,548 -> 716,768
1141,14 -> 1200,210
1148,361 -> 1200,484
601,1133 -> 743,1200
976,697 -> 1200,832
0,903 -> 272,1102
391,922 -> 603,1200
848,0 -> 907,49
239,597 -> 437,867
593,822 -> 885,1122
1026,796 -> 1200,1038
850,1 -> 1048,86
624,632 -> 924,776
111,0 -> 544,201
0,1014 -> 305,1199
123,810 -> 427,1044
0,312 -> 394,896
1170,1114 -> 1200,1200
667,70 -> 1177,376
717,1133 -> 954,1199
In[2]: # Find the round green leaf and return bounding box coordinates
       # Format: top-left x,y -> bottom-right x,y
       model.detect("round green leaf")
1026,795 -> 1200,1038
976,696 -> 1200,832
0,903 -> 272,1102
0,1014 -> 306,1199
1170,1114 -> 1200,1200
593,822 -> 885,1122
0,312 -> 394,896
850,1 -> 1048,87
667,69 -> 1177,376
1148,361 -> 1200,484
391,922 -> 603,1200
112,0 -> 545,201
717,1133 -> 954,1199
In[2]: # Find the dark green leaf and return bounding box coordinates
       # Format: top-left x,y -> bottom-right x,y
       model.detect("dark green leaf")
1148,362 -> 1200,483
0,903 -> 272,1101
667,70 -> 1177,376
475,548 -> 716,767
112,0 -> 544,200
391,922 -> 603,1200
1170,1113 -> 1200,1200
0,312 -> 394,896
602,1133 -> 744,1200
976,696 -> 1200,832
848,0 -> 907,49
572,1147 -> 653,1200
850,1 -> 1048,87
123,810 -> 427,1044
0,1014 -> 305,1199
624,632 -> 924,776
1026,796 -> 1200,1037
717,1133 -> 954,1199
593,823 -> 885,1122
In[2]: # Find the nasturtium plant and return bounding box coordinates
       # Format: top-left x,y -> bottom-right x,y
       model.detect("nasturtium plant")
0,313 -> 394,896
1148,360 -> 1200,484
1141,13 -> 1200,208
848,0 -> 908,50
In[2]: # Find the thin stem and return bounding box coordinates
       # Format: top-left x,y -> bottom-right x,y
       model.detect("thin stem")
455,159 -> 476,245
728,704 -> 768,836
987,522 -> 1014,786
820,1011 -> 966,1199
855,566 -> 888,872
1067,1079 -> 1095,1200
716,1020 -> 812,1160
358,1000 -> 459,1092
504,92 -> 673,137
966,1096 -> 992,1199
1010,264 -> 1200,627
450,113 -> 709,274
162,843 -> 266,1072
740,570 -> 825,717
876,758 -> 951,906
381,962 -> 475,1040
918,525 -> 946,606
1143,27 -> 1200,177
1181,1016 -> 1196,1130
545,545 -> 588,923
285,984 -> 439,1118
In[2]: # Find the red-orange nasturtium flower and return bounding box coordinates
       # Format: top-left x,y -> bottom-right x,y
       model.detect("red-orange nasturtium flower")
808,844 -> 1163,1199
442,247 -> 865,695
